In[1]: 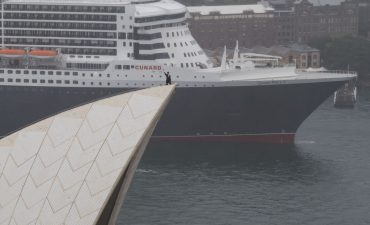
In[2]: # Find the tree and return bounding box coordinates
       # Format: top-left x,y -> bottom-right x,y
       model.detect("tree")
310,36 -> 370,82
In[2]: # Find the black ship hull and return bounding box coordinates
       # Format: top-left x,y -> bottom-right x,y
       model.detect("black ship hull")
0,80 -> 346,144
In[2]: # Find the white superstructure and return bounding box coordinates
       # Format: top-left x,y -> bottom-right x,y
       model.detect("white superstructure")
0,0 -> 356,90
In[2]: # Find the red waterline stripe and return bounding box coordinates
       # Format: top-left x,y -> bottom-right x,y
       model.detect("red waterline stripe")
151,133 -> 295,144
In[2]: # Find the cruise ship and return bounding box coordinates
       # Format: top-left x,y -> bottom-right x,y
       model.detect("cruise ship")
0,0 -> 356,144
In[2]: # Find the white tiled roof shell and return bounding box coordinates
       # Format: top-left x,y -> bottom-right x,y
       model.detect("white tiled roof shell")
0,85 -> 175,225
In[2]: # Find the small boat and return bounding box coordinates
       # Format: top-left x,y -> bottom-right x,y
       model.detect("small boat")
334,80 -> 357,108
0,49 -> 26,58
28,50 -> 58,59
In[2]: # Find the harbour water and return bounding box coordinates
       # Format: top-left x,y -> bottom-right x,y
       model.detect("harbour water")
118,87 -> 370,225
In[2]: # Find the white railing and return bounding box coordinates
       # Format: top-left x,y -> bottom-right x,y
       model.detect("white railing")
296,69 -> 357,76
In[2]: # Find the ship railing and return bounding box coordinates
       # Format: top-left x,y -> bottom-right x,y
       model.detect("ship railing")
296,69 -> 357,76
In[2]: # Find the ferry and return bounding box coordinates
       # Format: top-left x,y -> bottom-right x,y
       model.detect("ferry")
0,0 -> 356,144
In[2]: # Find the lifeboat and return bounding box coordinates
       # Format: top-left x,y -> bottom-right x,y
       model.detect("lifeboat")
29,50 -> 58,59
0,49 -> 26,58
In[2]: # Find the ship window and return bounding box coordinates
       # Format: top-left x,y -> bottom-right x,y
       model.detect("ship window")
123,65 -> 130,70
7,78 -> 13,82
23,70 -> 29,75
186,63 -> 189,67
115,65 -> 122,69
171,53 -> 174,58
16,70 -> 21,74
16,79 -> 21,83
73,80 -> 78,84
48,71 -> 53,75
65,80 -> 70,84
0,78 -> 4,82
56,71 -> 62,75
167,43 -> 170,47
48,80 -> 54,84
73,72 -> 78,76
191,63 -> 194,67
123,42 -> 126,47
40,71 -> 45,75
181,63 -> 184,68
40,80 -> 45,83
24,79 -> 29,83
32,71 -> 37,75
0,70 -> 3,73
32,79 -> 37,83
118,32 -> 126,39
8,70 -> 13,74
184,53 -> 187,57
56,80 -> 62,84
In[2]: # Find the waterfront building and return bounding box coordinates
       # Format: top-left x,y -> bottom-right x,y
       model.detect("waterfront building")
187,4 -> 276,49
357,1 -> 370,38
187,0 -> 359,49
294,0 -> 359,43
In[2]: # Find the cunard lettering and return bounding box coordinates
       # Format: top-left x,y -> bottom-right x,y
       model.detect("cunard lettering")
135,65 -> 162,71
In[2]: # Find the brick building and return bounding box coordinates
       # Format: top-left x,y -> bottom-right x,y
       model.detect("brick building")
357,1 -> 370,38
187,4 -> 276,49
187,1 -> 359,49
294,0 -> 359,43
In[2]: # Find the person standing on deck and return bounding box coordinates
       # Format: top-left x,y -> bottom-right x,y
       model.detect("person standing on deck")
164,72 -> 172,85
